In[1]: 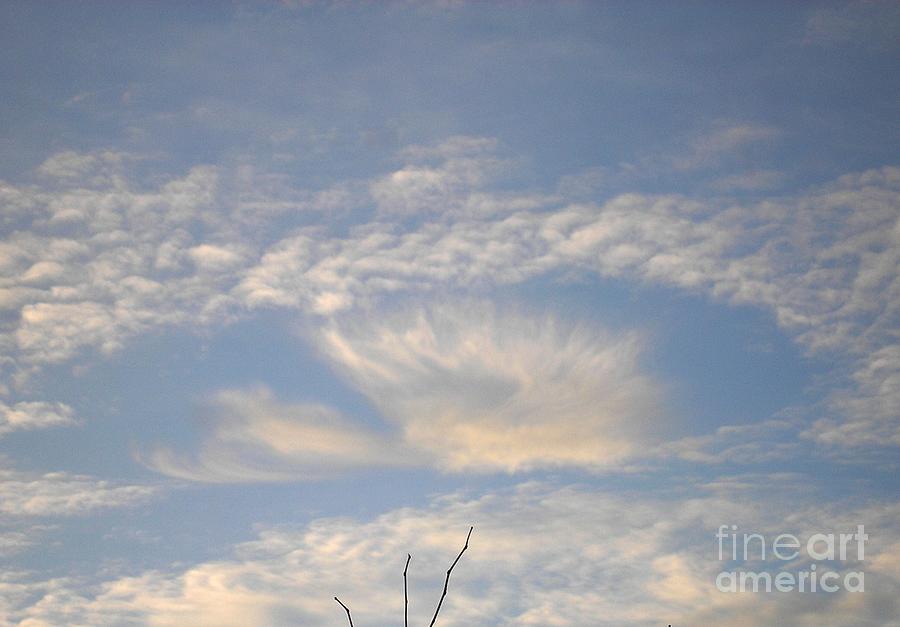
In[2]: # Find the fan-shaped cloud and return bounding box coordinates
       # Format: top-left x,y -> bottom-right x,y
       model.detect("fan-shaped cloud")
318,302 -> 665,472
144,304 -> 665,481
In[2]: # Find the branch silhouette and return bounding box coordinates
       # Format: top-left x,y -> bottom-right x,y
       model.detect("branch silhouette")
334,526 -> 473,626
333,596 -> 353,627
429,526 -> 473,627
404,553 -> 411,627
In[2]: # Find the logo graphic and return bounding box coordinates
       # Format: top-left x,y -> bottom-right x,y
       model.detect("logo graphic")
715,525 -> 867,593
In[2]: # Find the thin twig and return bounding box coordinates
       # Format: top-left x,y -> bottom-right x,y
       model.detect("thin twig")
334,596 -> 353,627
429,526 -> 474,627
403,553 -> 412,627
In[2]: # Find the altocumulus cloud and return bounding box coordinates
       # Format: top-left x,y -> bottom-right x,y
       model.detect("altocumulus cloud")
1,136 -> 898,465
4,480 -> 898,626
1,6 -> 896,625
0,401 -> 77,437
0,467 -> 157,517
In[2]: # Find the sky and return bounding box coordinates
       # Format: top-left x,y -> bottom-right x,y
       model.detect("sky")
0,1 -> 898,625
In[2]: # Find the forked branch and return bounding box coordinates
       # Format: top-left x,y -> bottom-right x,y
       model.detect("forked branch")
403,553 -> 412,627
334,526 -> 473,626
334,596 -> 353,627
429,526 -> 474,627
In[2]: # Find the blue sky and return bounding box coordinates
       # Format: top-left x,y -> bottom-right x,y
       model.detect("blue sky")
0,1 -> 898,625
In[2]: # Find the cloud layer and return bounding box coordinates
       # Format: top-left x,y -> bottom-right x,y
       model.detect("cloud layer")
2,136 -> 898,461
4,479 -> 898,626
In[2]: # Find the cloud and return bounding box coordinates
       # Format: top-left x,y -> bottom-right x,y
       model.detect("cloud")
241,161 -> 899,449
396,135 -> 499,162
317,302 -> 665,473
35,151 -> 131,183
2,143 -> 898,453
5,480 -> 898,625
808,343 -> 900,447
370,137 -> 512,216
669,123 -> 780,172
0,468 -> 157,517
0,401 -> 78,436
16,302 -> 128,365
709,170 -> 786,192
0,520 -> 60,558
142,385 -> 414,483
144,303 -> 665,481
804,1 -> 900,49
0,150 -> 358,383
187,244 -> 245,272
370,161 -> 481,216
0,161 -> 227,373
236,193 -> 708,318
657,416 -> 804,465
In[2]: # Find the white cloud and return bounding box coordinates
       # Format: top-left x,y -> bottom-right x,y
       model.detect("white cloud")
317,302 -> 665,473
0,468 -> 157,517
0,522 -> 58,558
0,157 -> 248,375
669,122 -> 780,172
142,385 -> 415,483
16,301 -> 127,364
5,481 -> 898,626
809,343 -> 900,447
657,416 -> 804,465
19,261 -> 67,286
143,304 -> 665,480
187,244 -> 245,272
2,144 -> 898,453
0,401 -> 78,436
242,161 -> 899,449
35,151 -> 129,182
370,158 -> 509,216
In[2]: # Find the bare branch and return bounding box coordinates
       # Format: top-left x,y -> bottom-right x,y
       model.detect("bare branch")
334,596 -> 353,627
403,553 -> 412,627
429,526 -> 474,627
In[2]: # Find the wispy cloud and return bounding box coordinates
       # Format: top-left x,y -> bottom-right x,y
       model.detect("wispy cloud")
2,5 -> 896,624
142,385 -> 415,483
318,302 -> 664,472
709,170 -> 786,193
804,0 -> 900,49
143,303 -> 663,480
657,416 -> 805,465
240,156 -> 900,449
669,123 -> 781,172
